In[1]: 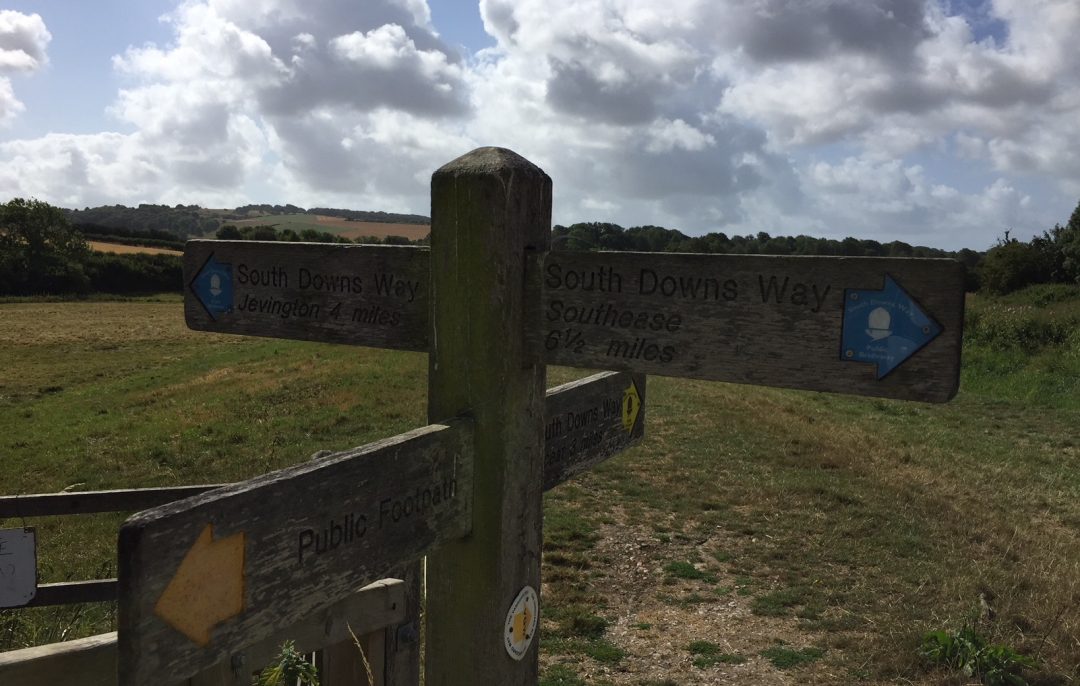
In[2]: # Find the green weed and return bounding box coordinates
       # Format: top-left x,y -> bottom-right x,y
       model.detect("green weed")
253,641 -> 319,686
920,626 -> 1036,686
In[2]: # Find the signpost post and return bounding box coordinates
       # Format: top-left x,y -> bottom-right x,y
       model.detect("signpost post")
424,148 -> 551,684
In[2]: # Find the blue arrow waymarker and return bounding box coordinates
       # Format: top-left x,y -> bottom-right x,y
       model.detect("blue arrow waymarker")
190,253 -> 234,321
840,275 -> 942,379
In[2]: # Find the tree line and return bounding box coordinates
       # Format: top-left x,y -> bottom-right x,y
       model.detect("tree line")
6,196 -> 1080,297
67,204 -> 221,240
1,199 -> 181,295
214,224 -> 424,246
976,202 -> 1080,294
552,223 -> 983,291
64,203 -> 431,241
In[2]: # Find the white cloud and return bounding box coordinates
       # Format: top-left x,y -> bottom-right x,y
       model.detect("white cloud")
0,0 -> 1078,249
0,10 -> 50,72
0,10 -> 51,126
800,155 -> 1042,247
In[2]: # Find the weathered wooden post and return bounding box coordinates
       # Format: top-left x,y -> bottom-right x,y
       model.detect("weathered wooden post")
426,148 -> 552,683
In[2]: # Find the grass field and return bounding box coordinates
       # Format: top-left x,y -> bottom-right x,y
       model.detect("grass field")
87,241 -> 182,256
1,286 -> 1079,684
230,214 -> 430,241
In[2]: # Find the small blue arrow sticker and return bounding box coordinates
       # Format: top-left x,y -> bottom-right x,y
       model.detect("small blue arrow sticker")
190,253 -> 233,321
841,275 -> 942,379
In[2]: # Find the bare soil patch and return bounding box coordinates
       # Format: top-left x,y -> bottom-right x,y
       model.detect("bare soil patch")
540,508 -> 847,685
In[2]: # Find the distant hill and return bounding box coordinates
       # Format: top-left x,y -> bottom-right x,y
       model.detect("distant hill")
225,214 -> 430,242
66,204 -> 223,240
234,205 -> 428,225
65,203 -> 432,240
59,203 -> 983,288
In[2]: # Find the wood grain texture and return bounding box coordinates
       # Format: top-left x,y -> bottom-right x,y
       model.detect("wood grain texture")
0,631 -> 117,686
425,147 -> 552,684
543,372 -> 645,491
118,421 -> 472,686
527,251 -> 965,402
26,579 -> 117,607
0,580 -> 405,686
319,629 -> 384,686
184,241 -> 429,351
382,562 -> 421,686
0,486 -> 220,517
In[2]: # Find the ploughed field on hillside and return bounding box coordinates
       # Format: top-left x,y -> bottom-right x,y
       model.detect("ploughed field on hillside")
0,287 -> 1078,684
88,241 -> 182,256
229,215 -> 430,241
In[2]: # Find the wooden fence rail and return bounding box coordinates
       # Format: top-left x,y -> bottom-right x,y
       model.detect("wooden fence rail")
0,486 -> 221,518
0,578 -> 406,686
2,484 -> 421,685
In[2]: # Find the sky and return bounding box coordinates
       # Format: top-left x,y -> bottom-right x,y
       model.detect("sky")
0,1 -> 1078,250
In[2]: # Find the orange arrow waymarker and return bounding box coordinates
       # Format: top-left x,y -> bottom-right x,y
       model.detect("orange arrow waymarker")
154,524 -> 245,646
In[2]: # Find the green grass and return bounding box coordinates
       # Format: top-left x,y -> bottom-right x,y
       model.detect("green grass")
688,641 -> 746,668
760,644 -> 826,669
539,663 -> 586,686
3,287 -> 1080,684
0,298 -> 428,649
751,588 -> 809,617
663,561 -> 717,583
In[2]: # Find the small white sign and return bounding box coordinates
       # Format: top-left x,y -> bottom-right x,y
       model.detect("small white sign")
0,527 -> 37,608
503,585 -> 538,661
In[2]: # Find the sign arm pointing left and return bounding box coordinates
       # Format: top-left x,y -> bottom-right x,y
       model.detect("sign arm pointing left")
189,253 -> 234,322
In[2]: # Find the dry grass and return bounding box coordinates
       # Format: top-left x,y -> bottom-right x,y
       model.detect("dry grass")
0,299 -> 207,345
88,241 -> 182,256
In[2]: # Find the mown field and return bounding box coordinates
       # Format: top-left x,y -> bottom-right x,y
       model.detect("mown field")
1,285 -> 1078,685
230,214 -> 431,241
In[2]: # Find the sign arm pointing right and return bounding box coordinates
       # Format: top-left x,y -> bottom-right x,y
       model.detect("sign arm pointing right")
840,273 -> 944,380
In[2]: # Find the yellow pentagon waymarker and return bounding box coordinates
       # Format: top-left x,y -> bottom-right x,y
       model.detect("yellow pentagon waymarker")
621,381 -> 641,434
154,524 -> 245,646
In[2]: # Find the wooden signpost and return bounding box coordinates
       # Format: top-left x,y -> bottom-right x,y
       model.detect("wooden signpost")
118,422 -> 472,685
527,251 -> 964,402
114,370 -> 644,684
184,241 -> 429,351
543,371 -> 645,491
109,146 -> 967,686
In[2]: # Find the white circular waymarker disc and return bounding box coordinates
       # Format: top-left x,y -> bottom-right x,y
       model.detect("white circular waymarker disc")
503,585 -> 539,660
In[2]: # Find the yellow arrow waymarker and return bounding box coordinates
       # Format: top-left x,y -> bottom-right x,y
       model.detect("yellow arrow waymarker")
512,603 -> 533,643
154,524 -> 245,646
622,381 -> 641,434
